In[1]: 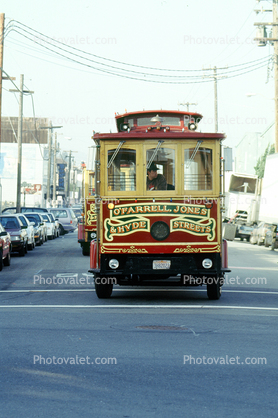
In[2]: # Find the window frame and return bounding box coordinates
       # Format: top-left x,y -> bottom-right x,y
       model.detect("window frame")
181,141 -> 218,196
144,142 -> 178,196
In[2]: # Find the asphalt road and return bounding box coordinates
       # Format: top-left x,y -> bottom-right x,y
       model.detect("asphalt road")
0,233 -> 277,417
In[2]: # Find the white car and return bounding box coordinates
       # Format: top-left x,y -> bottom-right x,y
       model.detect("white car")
16,213 -> 36,250
41,213 -> 56,240
47,212 -> 60,238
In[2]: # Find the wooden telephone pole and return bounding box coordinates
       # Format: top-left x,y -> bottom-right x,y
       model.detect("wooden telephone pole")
0,13 -> 5,145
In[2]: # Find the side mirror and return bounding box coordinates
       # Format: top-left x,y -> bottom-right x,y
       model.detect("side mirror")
0,231 -> 7,236
21,225 -> 27,229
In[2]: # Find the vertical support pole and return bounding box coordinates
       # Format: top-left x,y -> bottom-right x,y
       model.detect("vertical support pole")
46,124 -> 52,204
53,134 -> 57,206
273,1 -> 278,152
0,13 -> 4,146
214,66 -> 218,133
16,74 -> 23,213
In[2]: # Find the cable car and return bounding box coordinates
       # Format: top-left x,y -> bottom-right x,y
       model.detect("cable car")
89,110 -> 230,299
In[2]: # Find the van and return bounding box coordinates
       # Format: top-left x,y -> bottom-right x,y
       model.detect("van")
48,208 -> 77,235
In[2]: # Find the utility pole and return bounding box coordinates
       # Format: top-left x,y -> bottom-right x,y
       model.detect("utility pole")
254,0 -> 278,152
9,75 -> 34,212
68,150 -> 72,202
53,133 -> 57,206
0,13 -> 4,146
64,150 -> 78,204
16,75 -> 23,213
274,1 -> 278,153
39,125 -> 62,205
178,101 -> 198,112
202,66 -> 227,133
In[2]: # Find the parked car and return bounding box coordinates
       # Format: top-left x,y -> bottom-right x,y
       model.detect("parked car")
41,213 -> 56,239
48,208 -> 77,235
47,212 -> 60,238
16,213 -> 36,250
2,206 -> 49,214
264,224 -> 278,250
72,208 -> 82,224
0,215 -> 28,256
250,222 -> 272,245
0,222 -> 12,269
24,213 -> 48,243
24,214 -> 44,246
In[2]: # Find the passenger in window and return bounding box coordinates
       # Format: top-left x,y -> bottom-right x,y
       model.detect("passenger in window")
146,162 -> 167,190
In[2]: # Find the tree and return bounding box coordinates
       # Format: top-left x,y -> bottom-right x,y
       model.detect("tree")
254,143 -> 275,178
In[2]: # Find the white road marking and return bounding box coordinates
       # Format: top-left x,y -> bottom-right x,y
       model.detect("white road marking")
0,305 -> 277,311
229,266 -> 277,270
0,289 -> 278,294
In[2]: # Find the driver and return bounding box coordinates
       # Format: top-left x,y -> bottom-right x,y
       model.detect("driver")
146,162 -> 167,190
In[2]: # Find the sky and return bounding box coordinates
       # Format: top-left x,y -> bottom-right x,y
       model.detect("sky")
0,0 -> 276,166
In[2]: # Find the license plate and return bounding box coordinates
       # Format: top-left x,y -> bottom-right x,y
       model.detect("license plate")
153,260 -> 171,270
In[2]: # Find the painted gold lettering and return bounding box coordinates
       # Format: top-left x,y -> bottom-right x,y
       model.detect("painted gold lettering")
124,224 -> 131,231
126,206 -> 136,215
173,206 -> 179,213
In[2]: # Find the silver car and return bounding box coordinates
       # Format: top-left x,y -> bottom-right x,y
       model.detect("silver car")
16,213 -> 36,250
48,208 -> 77,235
24,212 -> 48,243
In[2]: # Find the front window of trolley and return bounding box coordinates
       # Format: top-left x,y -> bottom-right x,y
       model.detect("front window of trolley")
183,143 -> 213,192
146,147 -> 176,192
107,147 -> 136,192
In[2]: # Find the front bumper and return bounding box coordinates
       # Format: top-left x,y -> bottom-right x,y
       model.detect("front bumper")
89,253 -> 231,279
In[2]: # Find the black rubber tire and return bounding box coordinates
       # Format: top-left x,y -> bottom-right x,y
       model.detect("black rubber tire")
3,252 -> 11,267
59,225 -> 65,235
207,276 -> 221,300
95,278 -> 113,299
0,252 -> 3,271
25,242 -> 28,254
82,245 -> 90,256
19,245 -> 25,257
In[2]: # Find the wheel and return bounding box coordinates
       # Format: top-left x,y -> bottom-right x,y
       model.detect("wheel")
58,225 -> 64,235
3,251 -> 11,267
0,252 -> 3,271
271,242 -> 275,251
24,242 -> 28,253
19,245 -> 25,257
82,245 -> 90,256
250,236 -> 256,245
207,276 -> 221,300
94,277 -> 113,299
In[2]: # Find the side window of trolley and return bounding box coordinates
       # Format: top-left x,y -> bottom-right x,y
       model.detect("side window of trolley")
107,146 -> 136,192
145,145 -> 176,192
183,142 -> 214,192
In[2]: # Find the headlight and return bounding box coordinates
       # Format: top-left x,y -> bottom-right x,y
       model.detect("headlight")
150,221 -> 170,241
13,236 -> 21,241
202,258 -> 213,269
109,259 -> 119,269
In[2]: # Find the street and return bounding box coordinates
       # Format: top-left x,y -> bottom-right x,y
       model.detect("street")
0,233 -> 277,417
